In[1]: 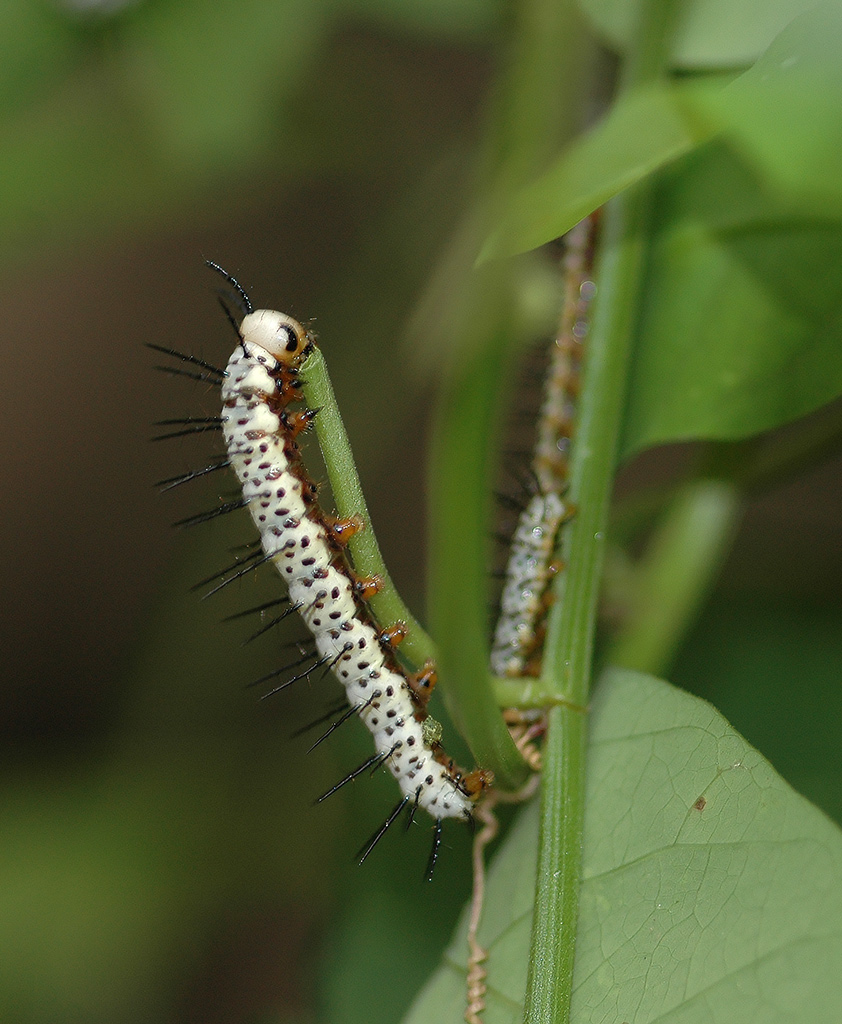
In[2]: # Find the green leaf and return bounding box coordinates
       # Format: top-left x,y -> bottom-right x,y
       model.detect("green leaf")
480,81 -> 718,261
619,5 -> 842,455
692,2 -> 842,213
620,144 -> 842,457
403,669 -> 842,1023
577,0 -> 828,69
487,7 -> 842,454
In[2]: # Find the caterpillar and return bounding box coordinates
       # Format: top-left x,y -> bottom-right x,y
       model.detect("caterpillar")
155,262 -> 491,876
464,216 -> 598,1024
490,217 -> 597,681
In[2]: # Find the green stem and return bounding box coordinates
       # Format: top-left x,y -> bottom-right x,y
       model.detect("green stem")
299,347 -> 436,668
413,0 -> 594,787
523,3 -> 676,1020
492,677 -> 559,710
428,272 -> 532,793
606,479 -> 742,676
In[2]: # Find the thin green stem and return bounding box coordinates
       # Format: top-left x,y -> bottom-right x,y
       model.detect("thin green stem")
299,347 -> 436,668
415,0 -> 594,787
492,677 -> 562,710
523,2 -> 677,1019
523,179 -> 651,1024
428,271 -> 532,792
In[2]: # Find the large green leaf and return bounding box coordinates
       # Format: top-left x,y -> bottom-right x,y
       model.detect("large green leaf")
486,4 -> 842,254
691,2 -> 842,215
619,4 -> 842,454
485,5 -> 842,453
620,144 -> 842,457
403,669 -> 842,1023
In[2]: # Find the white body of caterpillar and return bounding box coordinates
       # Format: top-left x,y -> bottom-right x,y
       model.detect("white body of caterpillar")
221,311 -> 474,822
489,492 -> 567,677
490,217 -> 595,679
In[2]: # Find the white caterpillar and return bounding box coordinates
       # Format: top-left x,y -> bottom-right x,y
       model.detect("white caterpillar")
490,492 -> 569,677
490,217 -> 596,679
211,281 -> 488,848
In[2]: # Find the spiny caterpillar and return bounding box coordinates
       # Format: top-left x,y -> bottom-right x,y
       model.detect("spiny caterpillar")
154,262 -> 491,877
490,217 -> 597,680
464,217 -> 598,1024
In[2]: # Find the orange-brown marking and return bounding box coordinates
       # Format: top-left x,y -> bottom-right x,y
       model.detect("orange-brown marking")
353,573 -> 383,601
326,514 -> 364,546
407,660 -> 437,704
460,769 -> 495,798
284,408 -> 318,437
379,621 -> 408,648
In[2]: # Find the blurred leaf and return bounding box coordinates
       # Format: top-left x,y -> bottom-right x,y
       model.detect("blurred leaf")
121,0 -> 330,165
0,0 -> 83,109
486,4 -> 842,261
0,0 -> 335,255
577,0 -> 828,69
692,2 -> 842,212
404,669 -> 842,1023
480,80 -> 720,261
486,5 -> 842,454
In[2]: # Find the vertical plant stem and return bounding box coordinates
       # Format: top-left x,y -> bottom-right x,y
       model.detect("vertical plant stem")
428,269 -> 532,793
523,183 -> 652,1024
426,0 -> 594,791
523,3 -> 677,1021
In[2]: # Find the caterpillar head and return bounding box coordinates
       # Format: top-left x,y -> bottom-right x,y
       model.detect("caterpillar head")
240,309 -> 314,365
204,261 -> 314,365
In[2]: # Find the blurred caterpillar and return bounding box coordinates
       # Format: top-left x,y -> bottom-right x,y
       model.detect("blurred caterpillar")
465,218 -> 597,1022
490,217 -> 597,680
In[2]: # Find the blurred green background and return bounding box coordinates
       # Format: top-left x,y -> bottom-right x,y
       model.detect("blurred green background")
3,1 -> 841,1022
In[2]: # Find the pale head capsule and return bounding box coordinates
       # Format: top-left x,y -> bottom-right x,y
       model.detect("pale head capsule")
239,309 -> 313,364
205,260 -> 315,364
